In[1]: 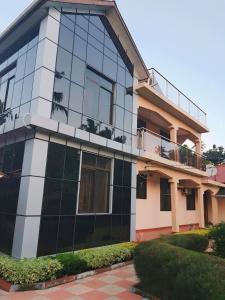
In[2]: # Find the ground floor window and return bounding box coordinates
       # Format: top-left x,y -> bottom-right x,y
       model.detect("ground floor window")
186,189 -> 196,210
160,178 -> 171,211
136,174 -> 147,199
78,153 -> 111,214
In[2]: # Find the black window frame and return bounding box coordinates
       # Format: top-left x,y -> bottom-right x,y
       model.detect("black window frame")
186,189 -> 196,211
160,178 -> 171,211
136,174 -> 147,199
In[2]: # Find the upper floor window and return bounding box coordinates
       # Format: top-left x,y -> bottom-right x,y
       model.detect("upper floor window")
0,67 -> 16,124
84,68 -> 113,125
160,178 -> 171,211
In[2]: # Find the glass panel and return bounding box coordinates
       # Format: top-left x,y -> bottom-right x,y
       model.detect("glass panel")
69,82 -> 83,113
68,110 -> 82,128
99,88 -> 112,124
21,73 -> 34,104
38,216 -> 59,256
24,46 -> 37,76
58,25 -> 74,53
73,34 -> 87,60
60,181 -> 78,215
57,216 -> 75,253
87,45 -> 103,72
76,15 -> 89,31
64,147 -> 80,181
52,103 -> 68,124
74,215 -> 95,250
56,47 -> 72,80
71,56 -> 85,86
0,215 -> 16,255
46,143 -> 65,179
61,14 -> 75,31
42,179 -> 61,215
115,106 -> 124,130
11,80 -> 23,108
53,77 -> 70,108
15,54 -> 26,81
103,56 -> 117,81
83,77 -> 99,119
93,215 -> 111,247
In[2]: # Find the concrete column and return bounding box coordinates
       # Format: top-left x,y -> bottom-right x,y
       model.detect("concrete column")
195,139 -> 202,155
12,138 -> 49,258
169,179 -> 179,232
211,195 -> 219,225
130,160 -> 137,241
197,186 -> 205,228
169,126 -> 178,161
30,8 -> 60,118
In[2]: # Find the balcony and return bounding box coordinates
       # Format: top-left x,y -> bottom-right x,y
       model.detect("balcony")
136,68 -> 208,133
137,128 -> 206,171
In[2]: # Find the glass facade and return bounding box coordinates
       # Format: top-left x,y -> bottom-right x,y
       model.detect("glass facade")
0,34 -> 39,127
38,142 -> 131,256
52,13 -> 134,145
0,141 -> 25,254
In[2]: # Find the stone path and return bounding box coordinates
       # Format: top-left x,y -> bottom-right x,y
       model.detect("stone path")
0,264 -> 143,300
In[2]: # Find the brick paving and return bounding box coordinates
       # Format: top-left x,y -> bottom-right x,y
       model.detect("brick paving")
0,264 -> 143,300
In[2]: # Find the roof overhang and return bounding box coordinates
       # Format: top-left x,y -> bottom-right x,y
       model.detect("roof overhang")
202,179 -> 225,188
216,188 -> 225,198
0,0 -> 149,80
136,82 -> 209,134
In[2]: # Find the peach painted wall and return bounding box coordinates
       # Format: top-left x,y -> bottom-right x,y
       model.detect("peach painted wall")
218,199 -> 225,222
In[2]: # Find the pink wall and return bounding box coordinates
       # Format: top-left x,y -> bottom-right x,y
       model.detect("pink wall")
209,164 -> 225,183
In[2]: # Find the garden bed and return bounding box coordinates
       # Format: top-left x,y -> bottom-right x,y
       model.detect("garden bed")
134,233 -> 225,300
0,242 -> 136,292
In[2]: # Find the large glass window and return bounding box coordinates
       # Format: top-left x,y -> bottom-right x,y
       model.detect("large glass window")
84,68 -> 113,124
52,13 -> 134,146
160,178 -> 171,211
78,152 -> 111,214
0,34 -> 39,127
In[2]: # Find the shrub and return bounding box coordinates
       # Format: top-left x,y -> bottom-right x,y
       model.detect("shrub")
209,222 -> 225,258
0,257 -> 62,285
56,253 -> 87,276
163,233 -> 208,252
134,240 -> 225,300
78,244 -> 132,270
176,228 -> 209,236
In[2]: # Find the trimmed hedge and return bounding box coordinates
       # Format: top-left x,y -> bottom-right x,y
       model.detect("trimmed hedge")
134,237 -> 225,300
0,242 -> 136,285
0,257 -> 61,285
209,222 -> 225,258
162,233 -> 208,252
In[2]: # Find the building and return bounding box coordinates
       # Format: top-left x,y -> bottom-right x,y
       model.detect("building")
208,164 -> 225,184
0,0 -> 224,259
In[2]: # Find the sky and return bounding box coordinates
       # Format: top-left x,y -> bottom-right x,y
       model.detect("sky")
1,0 -> 225,149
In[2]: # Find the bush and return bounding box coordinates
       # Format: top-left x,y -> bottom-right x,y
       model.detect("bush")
209,222 -> 225,258
56,253 -> 87,276
176,228 -> 209,236
78,244 -> 132,270
134,240 -> 225,300
0,257 -> 62,285
163,233 -> 208,252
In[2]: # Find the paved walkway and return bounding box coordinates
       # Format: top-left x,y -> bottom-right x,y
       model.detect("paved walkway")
0,264 -> 143,300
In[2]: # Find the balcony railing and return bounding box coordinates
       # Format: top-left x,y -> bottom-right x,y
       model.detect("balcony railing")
147,68 -> 207,126
137,128 -> 206,171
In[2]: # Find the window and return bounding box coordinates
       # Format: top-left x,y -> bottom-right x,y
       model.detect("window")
136,174 -> 147,199
0,68 -> 16,122
160,178 -> 171,211
186,189 -> 196,210
84,68 -> 113,125
78,152 -> 111,214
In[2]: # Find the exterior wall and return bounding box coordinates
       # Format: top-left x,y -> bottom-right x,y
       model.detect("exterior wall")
218,199 -> 225,222
138,95 -> 201,141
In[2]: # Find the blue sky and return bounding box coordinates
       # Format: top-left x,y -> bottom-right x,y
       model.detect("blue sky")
1,0 -> 224,149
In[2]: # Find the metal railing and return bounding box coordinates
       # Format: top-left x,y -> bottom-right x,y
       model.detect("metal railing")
147,68 -> 207,126
137,128 -> 206,171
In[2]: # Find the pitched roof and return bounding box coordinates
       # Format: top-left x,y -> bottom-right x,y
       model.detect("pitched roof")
0,0 -> 149,80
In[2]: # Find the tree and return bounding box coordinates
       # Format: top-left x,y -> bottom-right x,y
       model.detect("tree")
203,145 -> 225,165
